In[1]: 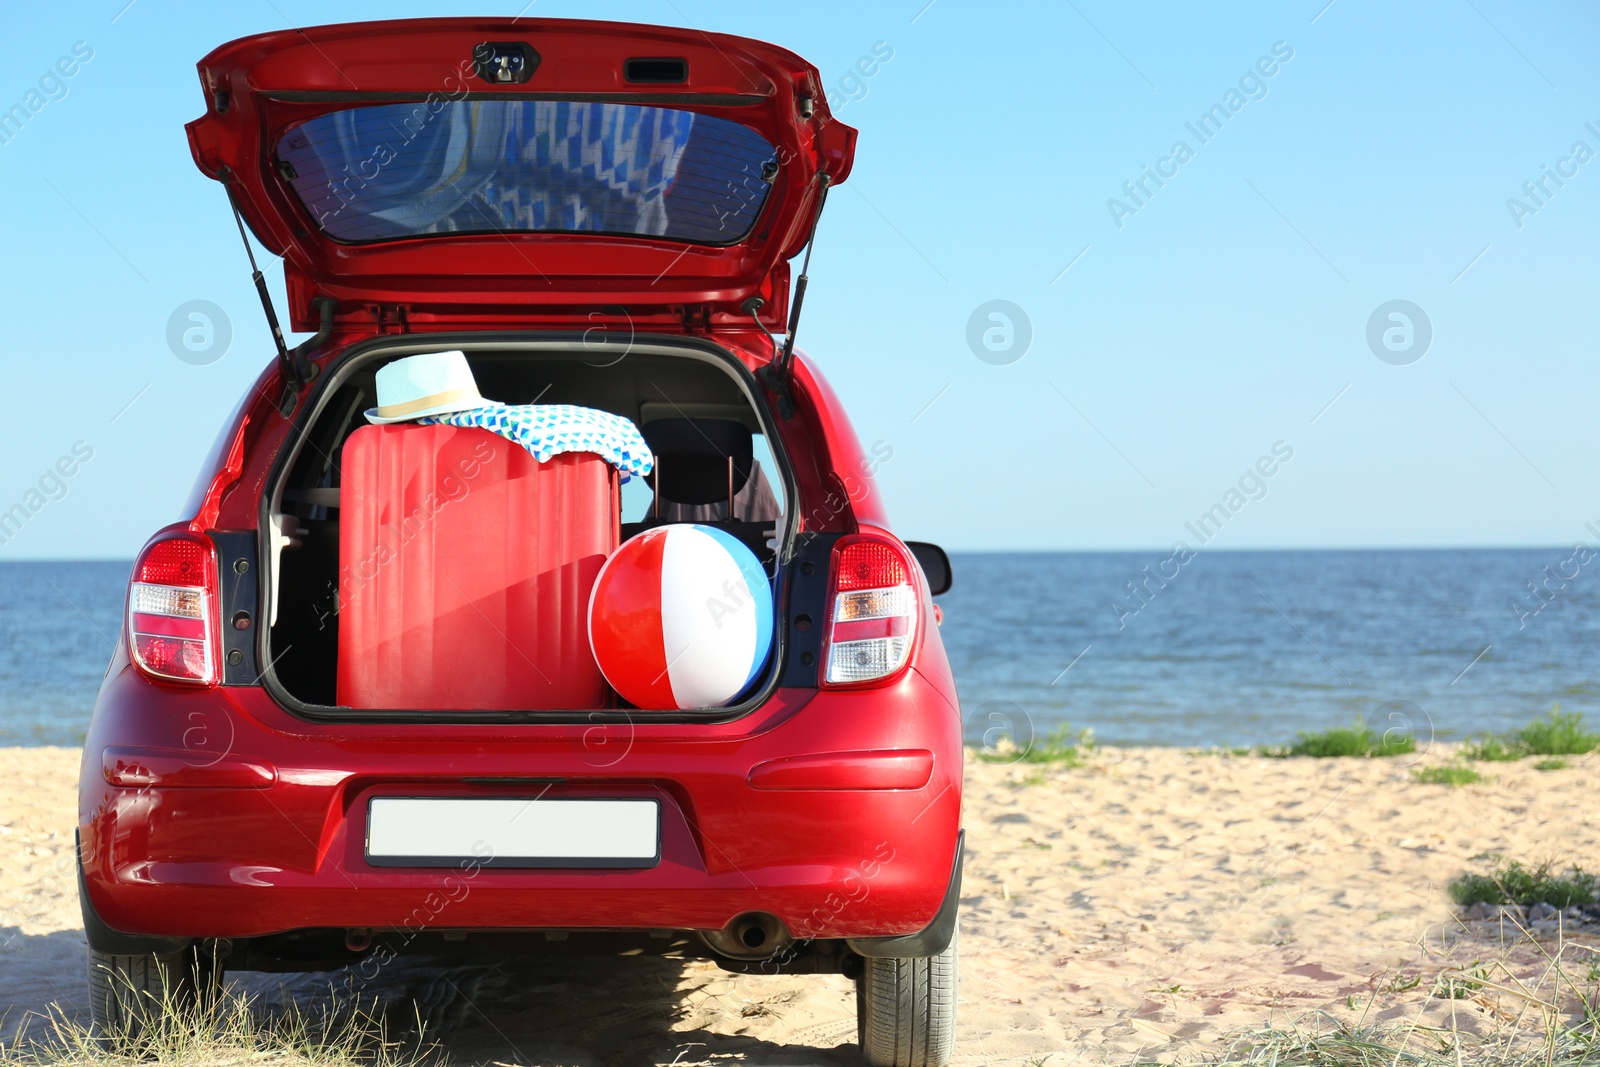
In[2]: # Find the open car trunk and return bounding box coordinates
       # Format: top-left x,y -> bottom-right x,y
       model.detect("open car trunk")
263,336 -> 792,720
187,22 -> 842,719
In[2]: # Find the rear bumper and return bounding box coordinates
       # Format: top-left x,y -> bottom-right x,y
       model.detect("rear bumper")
79,665 -> 962,945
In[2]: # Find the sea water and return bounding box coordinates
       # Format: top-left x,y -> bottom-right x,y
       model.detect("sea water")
2,550 -> 1595,748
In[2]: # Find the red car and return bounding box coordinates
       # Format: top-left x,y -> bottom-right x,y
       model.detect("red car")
78,18 -> 963,1067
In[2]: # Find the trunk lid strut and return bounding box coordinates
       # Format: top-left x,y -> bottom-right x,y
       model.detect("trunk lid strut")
755,170 -> 830,418
222,173 -> 332,416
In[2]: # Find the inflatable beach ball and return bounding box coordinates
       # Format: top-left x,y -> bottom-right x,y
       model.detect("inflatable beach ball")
588,524 -> 774,710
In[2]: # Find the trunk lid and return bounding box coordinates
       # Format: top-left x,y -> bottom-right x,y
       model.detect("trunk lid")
186,19 -> 855,331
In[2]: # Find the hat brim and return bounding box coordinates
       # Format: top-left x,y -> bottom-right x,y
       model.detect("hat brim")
363,397 -> 497,425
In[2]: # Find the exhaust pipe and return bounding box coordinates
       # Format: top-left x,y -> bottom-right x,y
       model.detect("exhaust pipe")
699,912 -> 793,960
344,928 -> 373,952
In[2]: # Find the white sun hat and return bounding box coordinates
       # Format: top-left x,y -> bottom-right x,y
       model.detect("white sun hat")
364,350 -> 493,424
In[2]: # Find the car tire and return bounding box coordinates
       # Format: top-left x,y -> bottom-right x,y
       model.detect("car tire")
855,925 -> 957,1067
87,945 -> 221,1043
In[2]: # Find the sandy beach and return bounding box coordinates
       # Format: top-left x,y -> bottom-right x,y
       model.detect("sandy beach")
3,743 -> 1596,1064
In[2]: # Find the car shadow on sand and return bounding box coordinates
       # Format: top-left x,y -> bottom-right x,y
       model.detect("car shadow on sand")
3,928 -> 862,1067
0,927 -> 92,1045
251,951 -> 864,1067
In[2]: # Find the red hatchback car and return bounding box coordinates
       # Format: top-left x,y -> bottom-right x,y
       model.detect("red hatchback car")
78,18 -> 963,1067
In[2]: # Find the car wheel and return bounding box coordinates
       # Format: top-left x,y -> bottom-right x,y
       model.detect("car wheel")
87,945 -> 221,1043
855,925 -> 957,1067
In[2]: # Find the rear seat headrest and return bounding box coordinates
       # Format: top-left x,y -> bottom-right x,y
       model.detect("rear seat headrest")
642,418 -> 753,506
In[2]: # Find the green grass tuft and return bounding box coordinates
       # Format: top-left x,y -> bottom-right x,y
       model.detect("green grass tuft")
1433,963 -> 1489,1000
1463,704 -> 1598,763
1448,858 -> 1598,908
1533,757 -> 1571,771
1461,734 -> 1522,761
1517,704 -> 1600,755
1411,764 -> 1484,787
1289,716 -> 1416,758
973,724 -> 1094,767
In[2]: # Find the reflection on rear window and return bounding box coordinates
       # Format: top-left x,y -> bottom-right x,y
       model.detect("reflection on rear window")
276,100 -> 779,244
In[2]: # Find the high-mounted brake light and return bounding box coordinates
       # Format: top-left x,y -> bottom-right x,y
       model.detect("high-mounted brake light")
128,534 -> 220,685
820,535 -> 920,687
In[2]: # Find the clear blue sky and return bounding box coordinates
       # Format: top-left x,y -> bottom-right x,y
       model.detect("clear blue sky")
1,0 -> 1597,559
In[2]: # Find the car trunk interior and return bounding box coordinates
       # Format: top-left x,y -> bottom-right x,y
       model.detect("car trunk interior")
265,340 -> 789,712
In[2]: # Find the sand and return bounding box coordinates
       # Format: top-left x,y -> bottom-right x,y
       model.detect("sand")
2,743 -> 1596,1064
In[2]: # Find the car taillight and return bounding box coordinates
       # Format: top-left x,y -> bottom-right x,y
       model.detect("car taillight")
128,534 -> 219,685
821,535 -> 920,687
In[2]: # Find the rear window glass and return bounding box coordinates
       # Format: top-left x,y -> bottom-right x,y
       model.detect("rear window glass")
276,100 -> 779,245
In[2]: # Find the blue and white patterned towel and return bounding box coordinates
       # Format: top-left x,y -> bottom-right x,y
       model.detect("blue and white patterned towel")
420,404 -> 654,482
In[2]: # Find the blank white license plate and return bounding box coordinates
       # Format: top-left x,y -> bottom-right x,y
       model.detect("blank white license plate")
366,797 -> 660,868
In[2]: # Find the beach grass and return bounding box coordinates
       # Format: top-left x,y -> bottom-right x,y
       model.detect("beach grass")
0,984 -> 419,1067
1464,705 -> 1599,763
972,724 -> 1095,767
1518,705 -> 1600,755
1448,858 -> 1598,908
1411,764 -> 1485,787
1121,923 -> 1600,1067
1169,1014 -> 1600,1067
1462,734 -> 1524,761
1196,745 -> 1287,758
1289,717 -> 1417,758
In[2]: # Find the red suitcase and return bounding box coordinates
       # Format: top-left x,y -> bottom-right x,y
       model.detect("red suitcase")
337,423 -> 618,710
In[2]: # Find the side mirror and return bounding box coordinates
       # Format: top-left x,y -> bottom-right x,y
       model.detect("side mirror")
906,541 -> 952,596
